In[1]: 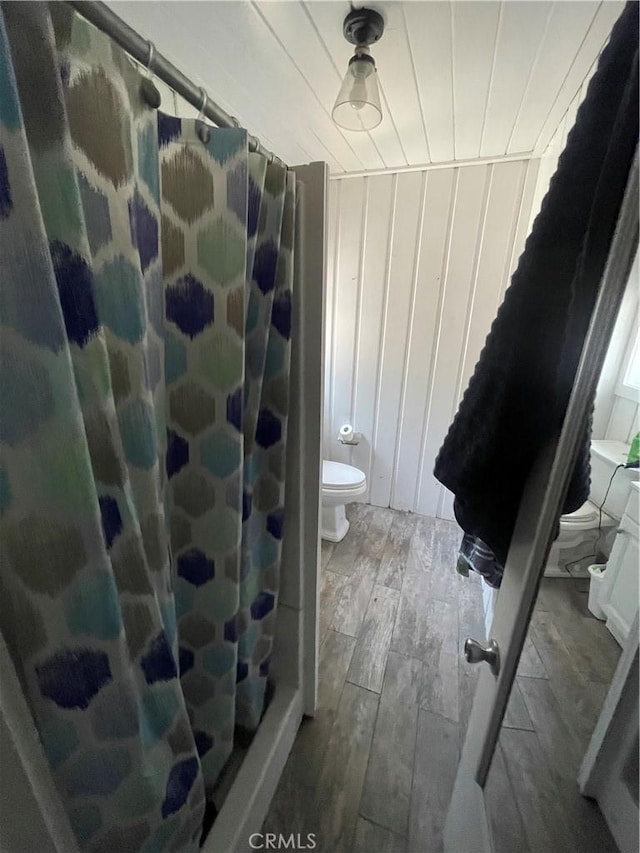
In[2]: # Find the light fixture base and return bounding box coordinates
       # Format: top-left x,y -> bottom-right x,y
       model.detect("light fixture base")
343,7 -> 385,47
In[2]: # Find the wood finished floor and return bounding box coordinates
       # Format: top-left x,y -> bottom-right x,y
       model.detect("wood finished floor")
264,504 -> 621,853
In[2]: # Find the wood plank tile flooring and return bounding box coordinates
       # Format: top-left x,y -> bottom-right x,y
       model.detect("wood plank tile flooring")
264,504 -> 621,852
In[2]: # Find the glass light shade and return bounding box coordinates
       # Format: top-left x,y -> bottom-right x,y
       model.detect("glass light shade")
332,55 -> 382,131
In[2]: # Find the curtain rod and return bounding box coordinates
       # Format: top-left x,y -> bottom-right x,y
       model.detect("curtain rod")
68,1 -> 288,169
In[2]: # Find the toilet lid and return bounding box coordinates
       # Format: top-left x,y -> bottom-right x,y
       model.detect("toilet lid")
323,460 -> 366,491
562,501 -> 599,525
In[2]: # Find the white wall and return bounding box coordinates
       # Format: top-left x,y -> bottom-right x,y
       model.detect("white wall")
603,393 -> 640,445
594,253 -> 640,444
325,159 -> 539,519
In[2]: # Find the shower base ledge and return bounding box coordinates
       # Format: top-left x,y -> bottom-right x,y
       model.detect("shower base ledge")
201,684 -> 303,853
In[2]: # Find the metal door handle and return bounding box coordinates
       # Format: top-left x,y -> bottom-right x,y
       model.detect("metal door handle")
464,638 -> 500,675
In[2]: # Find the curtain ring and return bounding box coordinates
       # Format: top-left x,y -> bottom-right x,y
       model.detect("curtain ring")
140,40 -> 161,109
196,87 -> 211,144
145,41 -> 155,76
197,87 -> 207,122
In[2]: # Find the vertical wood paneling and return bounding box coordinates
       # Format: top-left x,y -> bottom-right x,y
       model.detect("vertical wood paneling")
526,123 -> 564,238
351,176 -> 396,500
507,159 -> 540,285
416,166 -> 489,518
330,179 -> 366,463
324,179 -> 341,452
456,162 -> 525,391
369,173 -> 425,507
439,160 -> 527,519
326,160 -> 537,517
393,170 -> 456,511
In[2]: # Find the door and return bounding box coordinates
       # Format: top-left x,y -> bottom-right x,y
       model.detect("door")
443,156 -> 639,852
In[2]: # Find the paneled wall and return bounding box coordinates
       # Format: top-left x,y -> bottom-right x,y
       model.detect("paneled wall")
325,160 -> 539,519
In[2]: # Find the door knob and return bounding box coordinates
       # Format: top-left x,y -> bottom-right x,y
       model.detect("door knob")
463,638 -> 500,675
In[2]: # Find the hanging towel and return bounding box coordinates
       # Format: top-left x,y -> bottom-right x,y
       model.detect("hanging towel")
434,1 -> 639,587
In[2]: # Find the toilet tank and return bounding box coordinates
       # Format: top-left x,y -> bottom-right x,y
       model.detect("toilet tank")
590,439 -> 639,520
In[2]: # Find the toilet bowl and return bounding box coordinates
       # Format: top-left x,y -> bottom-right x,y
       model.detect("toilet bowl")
321,460 -> 367,543
544,500 -> 617,577
544,440 -> 638,577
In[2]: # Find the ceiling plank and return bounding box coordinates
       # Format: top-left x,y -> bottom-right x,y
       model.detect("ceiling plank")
403,2 -> 455,164
371,2 -> 430,165
370,82 -> 409,170
507,1 -> 603,155
451,1 -> 502,161
480,2 -> 551,158
532,0 -> 624,155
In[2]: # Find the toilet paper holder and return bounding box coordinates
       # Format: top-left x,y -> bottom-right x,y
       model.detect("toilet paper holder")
338,424 -> 361,446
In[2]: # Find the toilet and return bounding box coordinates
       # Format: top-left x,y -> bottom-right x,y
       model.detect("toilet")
321,460 -> 367,542
544,439 -> 638,577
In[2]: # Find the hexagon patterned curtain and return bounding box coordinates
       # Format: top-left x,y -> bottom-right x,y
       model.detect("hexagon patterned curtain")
0,4 -> 294,850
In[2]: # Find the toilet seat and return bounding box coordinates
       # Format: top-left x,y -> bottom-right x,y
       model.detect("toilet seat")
561,500 -> 600,528
322,460 -> 366,492
560,499 -> 616,530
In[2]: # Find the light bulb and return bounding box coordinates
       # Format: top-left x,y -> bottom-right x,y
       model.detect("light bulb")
332,49 -> 382,131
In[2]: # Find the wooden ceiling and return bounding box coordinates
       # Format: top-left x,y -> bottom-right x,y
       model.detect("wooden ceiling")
110,1 -> 624,173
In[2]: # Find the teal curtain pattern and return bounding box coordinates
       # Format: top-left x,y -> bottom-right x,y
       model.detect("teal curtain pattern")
237,166 -> 295,733
0,3 -> 294,847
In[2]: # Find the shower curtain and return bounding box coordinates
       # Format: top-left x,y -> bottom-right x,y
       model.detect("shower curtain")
0,4 -> 294,850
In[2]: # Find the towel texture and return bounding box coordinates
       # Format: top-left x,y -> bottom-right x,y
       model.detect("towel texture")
434,1 -> 639,585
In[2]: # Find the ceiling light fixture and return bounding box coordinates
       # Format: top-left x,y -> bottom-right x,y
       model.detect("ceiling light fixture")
332,7 -> 385,132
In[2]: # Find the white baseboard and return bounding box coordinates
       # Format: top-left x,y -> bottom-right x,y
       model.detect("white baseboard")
604,608 -> 629,647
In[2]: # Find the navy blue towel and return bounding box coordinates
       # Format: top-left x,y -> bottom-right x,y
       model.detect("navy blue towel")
434,1 -> 639,586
